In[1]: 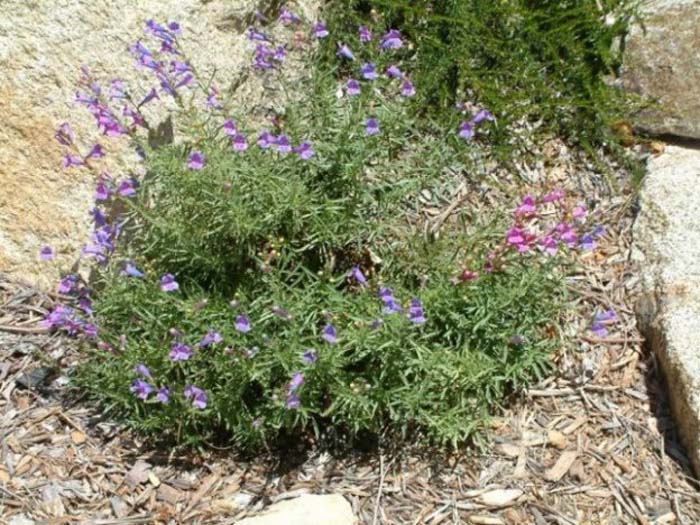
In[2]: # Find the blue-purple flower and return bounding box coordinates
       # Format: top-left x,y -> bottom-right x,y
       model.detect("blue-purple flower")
400,79 -> 416,97
134,363 -> 152,378
258,131 -> 276,149
235,314 -> 252,333
124,262 -> 144,278
293,141 -> 315,160
408,298 -> 427,325
275,135 -> 292,153
58,274 -> 79,294
232,133 -> 248,152
459,121 -> 475,139
361,62 -> 378,80
347,79 -> 361,96
95,181 -> 112,201
349,265 -> 367,285
40,246 -> 55,261
156,386 -> 171,404
160,274 -> 179,292
117,179 -> 137,197
201,330 -> 223,347
131,379 -> 154,400
381,29 -> 403,49
591,310 -> 618,338
248,28 -> 270,42
169,342 -> 193,361
322,324 -> 338,344
302,350 -> 318,365
365,118 -> 380,135
223,119 -> 237,136
187,151 -> 206,170
386,65 -> 403,78
472,109 -> 495,124
87,144 -> 105,159
279,8 -> 301,25
337,43 -> 355,60
313,21 -> 329,39
63,154 -> 85,168
359,25 -> 372,43
184,385 -> 208,409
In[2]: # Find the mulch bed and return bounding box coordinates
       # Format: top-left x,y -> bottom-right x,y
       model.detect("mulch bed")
2,141 -> 699,525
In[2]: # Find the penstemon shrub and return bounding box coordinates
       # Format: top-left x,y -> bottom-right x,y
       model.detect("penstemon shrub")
44,11 -> 598,450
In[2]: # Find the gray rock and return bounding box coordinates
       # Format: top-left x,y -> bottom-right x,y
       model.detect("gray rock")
632,145 -> 700,475
234,494 -> 357,525
620,0 -> 700,139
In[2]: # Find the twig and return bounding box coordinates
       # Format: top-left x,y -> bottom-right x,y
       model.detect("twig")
372,453 -> 387,525
0,324 -> 49,334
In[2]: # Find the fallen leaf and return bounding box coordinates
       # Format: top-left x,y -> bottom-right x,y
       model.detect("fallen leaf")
124,460 -> 152,487
70,431 -> 86,445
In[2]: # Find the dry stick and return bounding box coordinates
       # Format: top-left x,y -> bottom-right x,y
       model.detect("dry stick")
0,324 -> 49,334
372,454 -> 387,525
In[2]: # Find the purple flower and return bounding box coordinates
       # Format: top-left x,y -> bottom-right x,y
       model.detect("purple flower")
271,305 -> 292,320
472,109 -> 495,124
408,298 -> 427,325
383,300 -> 404,314
169,342 -> 193,361
58,274 -> 79,294
313,21 -> 329,38
322,324 -> 338,344
160,273 -> 179,292
124,262 -> 144,278
44,305 -> 74,331
110,79 -> 126,100
556,223 -> 578,247
40,246 -> 55,261
235,314 -> 252,333
293,141 -> 315,160
359,25 -> 372,43
55,123 -> 75,146
580,233 -> 597,251
349,265 -> 367,285
232,133 -> 248,152
459,121 -> 475,140
346,79 -> 361,96
591,310 -> 618,338
337,43 -> 355,60
381,29 -> 403,50
386,65 -> 403,78
134,363 -> 152,378
184,385 -> 208,409
63,154 -> 85,168
516,195 -> 537,217
201,330 -> 223,347
139,87 -> 159,107
285,392 -> 301,409
206,87 -> 223,109
279,8 -> 301,25
131,379 -> 154,401
275,135 -> 292,154
378,287 -> 395,303
302,350 -> 318,365
117,179 -> 137,197
248,28 -> 270,42
258,131 -> 276,149
506,227 -> 535,253
187,151 -> 206,170
223,119 -> 237,136
592,224 -> 606,238
400,79 -> 416,97
288,372 -> 305,393
365,118 -> 380,135
95,181 -> 112,201
156,386 -> 171,404
361,62 -> 378,80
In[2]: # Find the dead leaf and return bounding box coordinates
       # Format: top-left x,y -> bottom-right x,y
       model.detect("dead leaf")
124,459 -> 152,487
157,483 -> 184,504
71,431 -> 86,445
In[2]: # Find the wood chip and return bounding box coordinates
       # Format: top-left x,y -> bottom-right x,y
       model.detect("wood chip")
544,451 -> 578,482
476,489 -> 523,508
470,516 -> 504,525
70,430 -> 86,445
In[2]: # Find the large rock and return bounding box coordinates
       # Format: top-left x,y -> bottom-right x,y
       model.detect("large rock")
632,145 -> 700,475
0,0 -> 317,288
620,0 -> 700,139
235,494 -> 357,525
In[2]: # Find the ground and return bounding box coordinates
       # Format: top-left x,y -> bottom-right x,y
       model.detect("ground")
2,140 -> 699,525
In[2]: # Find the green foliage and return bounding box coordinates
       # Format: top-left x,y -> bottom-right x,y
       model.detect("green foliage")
324,0 -> 640,153
73,18 -> 568,452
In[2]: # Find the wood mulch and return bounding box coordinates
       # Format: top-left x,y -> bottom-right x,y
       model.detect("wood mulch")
2,141 -> 699,525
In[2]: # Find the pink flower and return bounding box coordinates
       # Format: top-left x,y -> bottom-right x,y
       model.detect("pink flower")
538,235 -> 559,256
542,189 -> 565,203
573,204 -> 588,221
555,223 -> 578,247
506,227 -> 535,252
